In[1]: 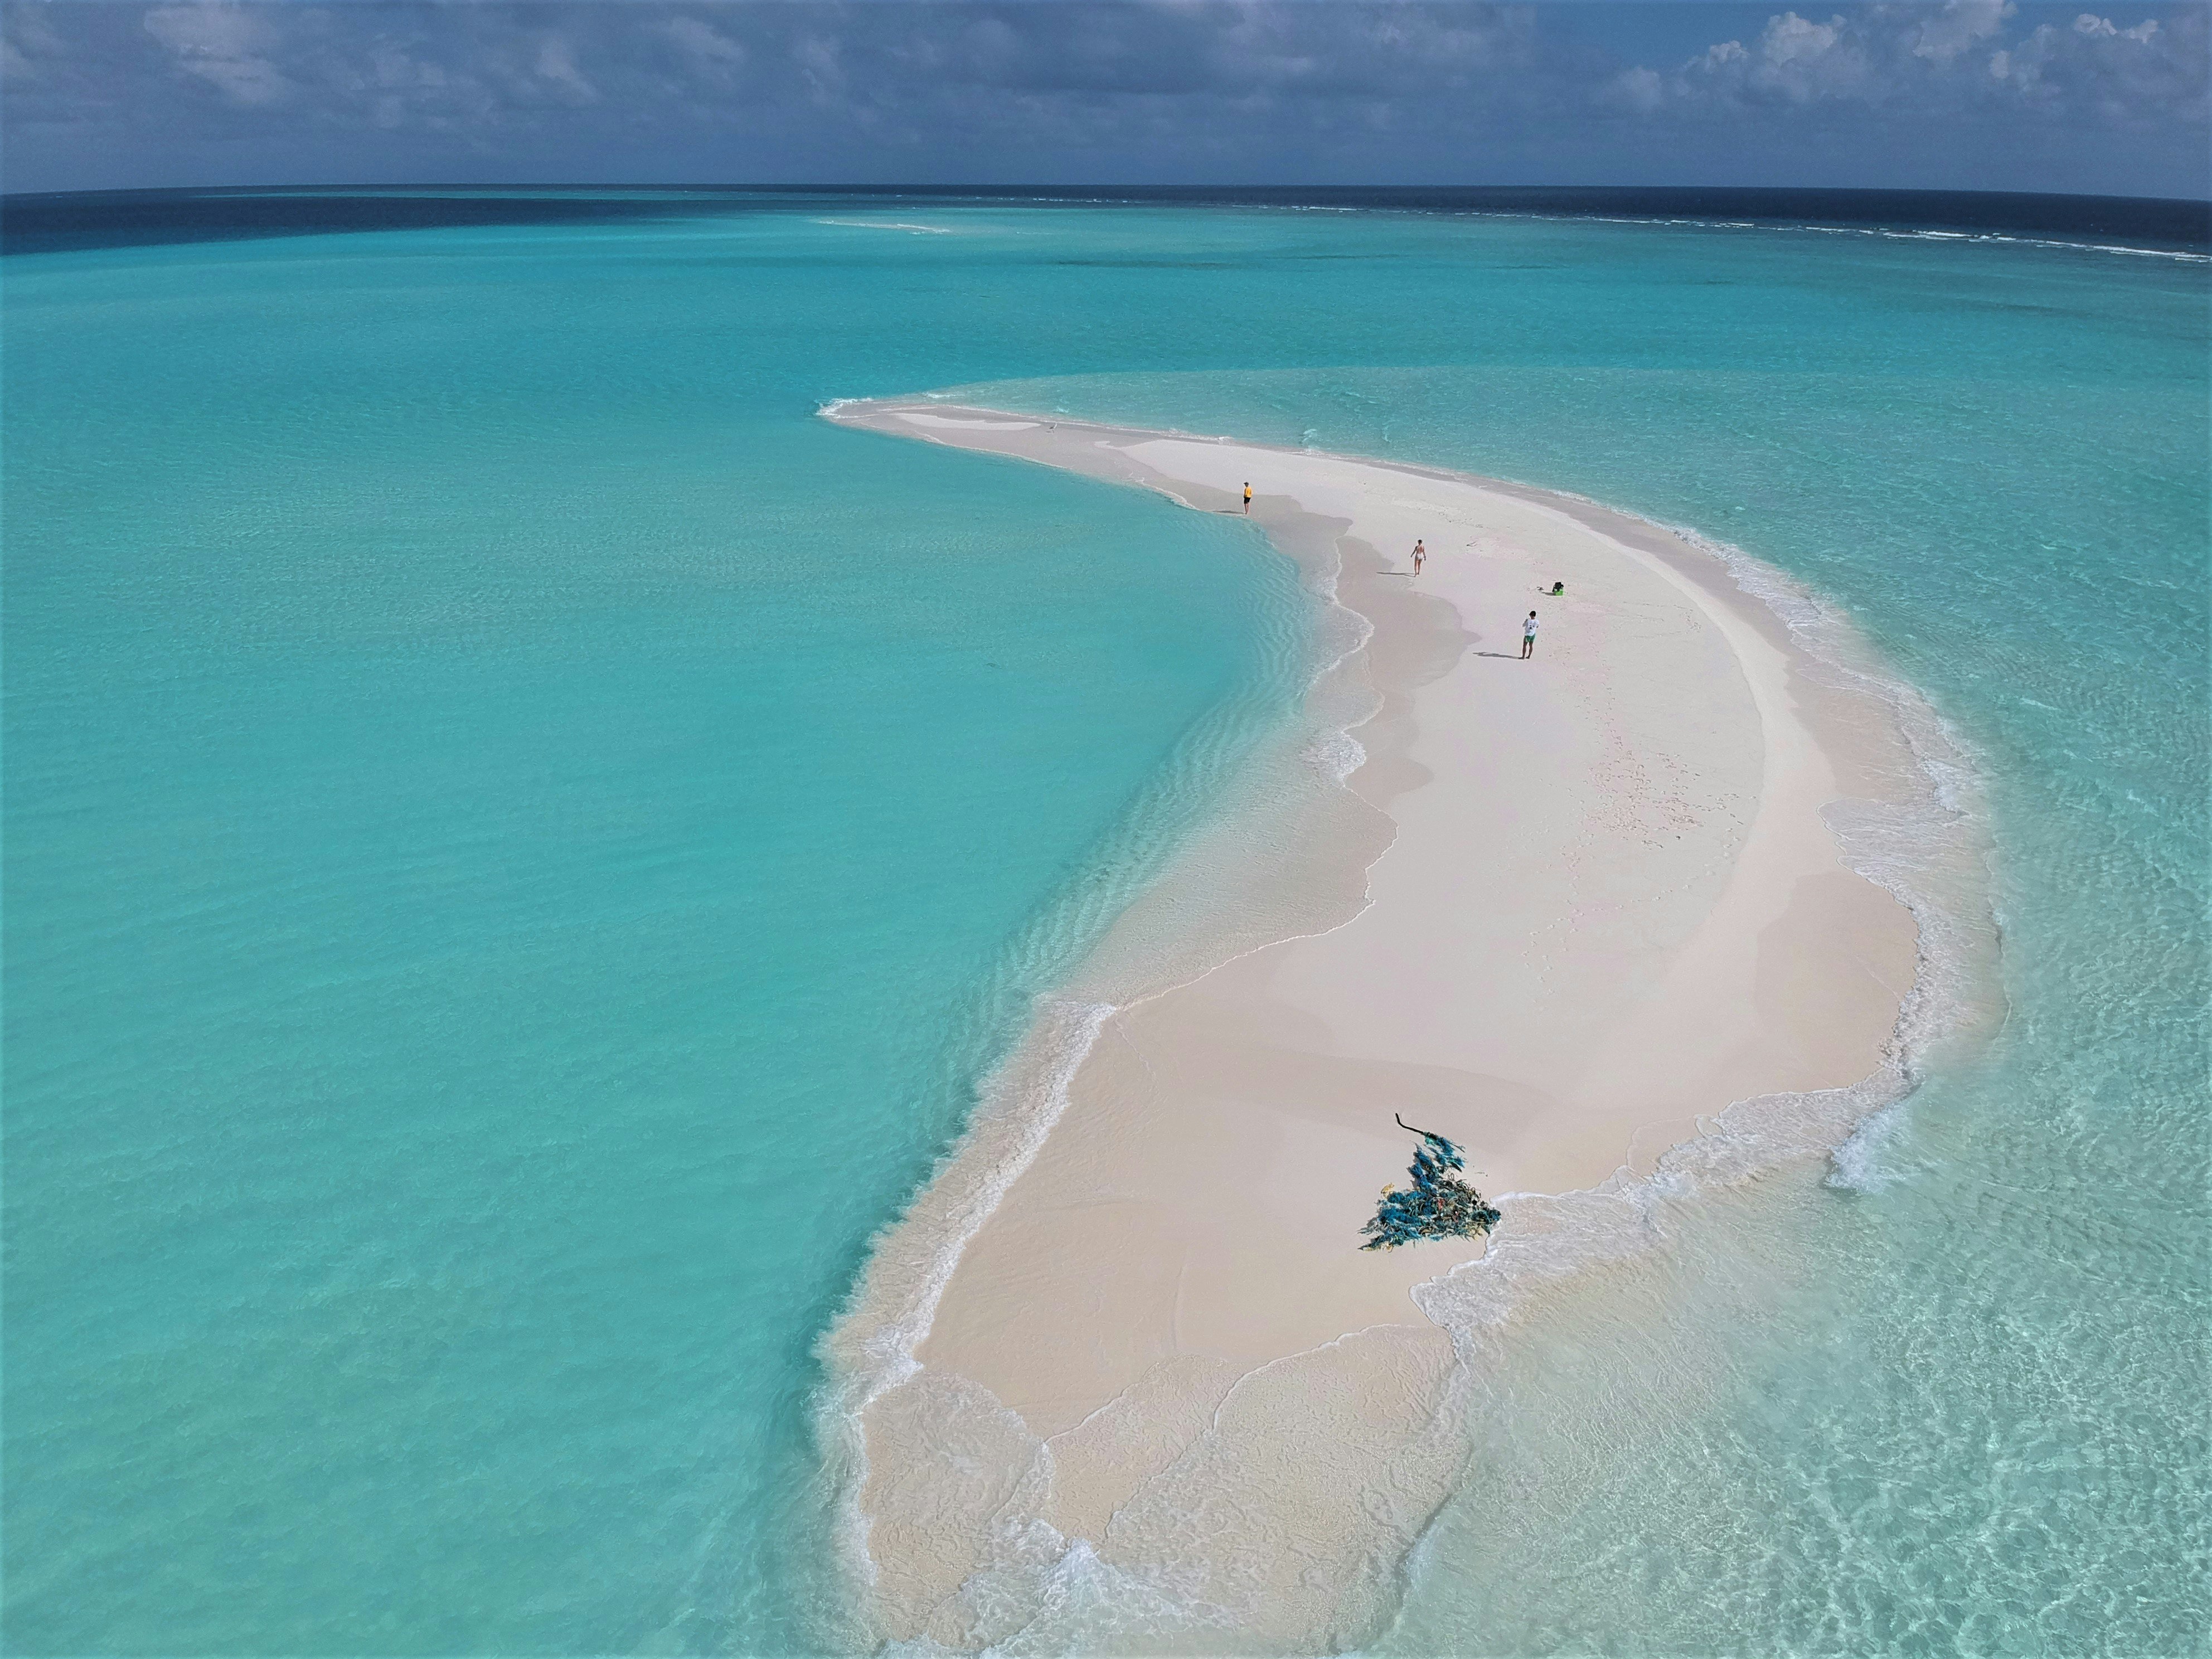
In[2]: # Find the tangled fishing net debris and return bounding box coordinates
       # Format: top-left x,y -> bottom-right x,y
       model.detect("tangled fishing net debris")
1360,1114 -> 1502,1250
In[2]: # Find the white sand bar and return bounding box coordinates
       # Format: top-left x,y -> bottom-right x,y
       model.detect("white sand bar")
820,400 -> 1922,1651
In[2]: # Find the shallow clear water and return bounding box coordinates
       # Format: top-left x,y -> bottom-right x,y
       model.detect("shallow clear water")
2,212 -> 1308,1655
5,197 -> 2204,1655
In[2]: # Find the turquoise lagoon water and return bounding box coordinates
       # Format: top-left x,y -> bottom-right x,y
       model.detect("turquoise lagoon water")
4,197 -> 2205,1655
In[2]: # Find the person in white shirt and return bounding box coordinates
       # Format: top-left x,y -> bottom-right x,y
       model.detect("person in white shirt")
1521,610 -> 1539,660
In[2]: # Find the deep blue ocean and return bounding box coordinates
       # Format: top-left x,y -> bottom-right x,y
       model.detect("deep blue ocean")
4,190 -> 2204,1656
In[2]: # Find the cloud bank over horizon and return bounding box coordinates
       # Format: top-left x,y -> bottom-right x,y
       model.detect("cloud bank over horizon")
4,1 -> 2204,199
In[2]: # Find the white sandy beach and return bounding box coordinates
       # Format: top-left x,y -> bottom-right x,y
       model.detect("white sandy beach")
821,401 -> 1925,1652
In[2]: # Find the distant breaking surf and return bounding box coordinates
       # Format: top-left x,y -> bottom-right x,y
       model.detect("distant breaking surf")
813,218 -> 955,234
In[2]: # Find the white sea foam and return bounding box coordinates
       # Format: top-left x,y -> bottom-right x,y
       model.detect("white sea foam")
1371,483 -> 1998,1648
861,999 -> 1112,1406
1306,726 -> 1368,784
1335,495 -> 1997,1645
1827,1097 -> 1914,1192
814,218 -> 957,235
812,411 -> 1999,1655
807,415 -> 1393,1647
1474,207 -> 2209,263
809,994 -> 1113,1635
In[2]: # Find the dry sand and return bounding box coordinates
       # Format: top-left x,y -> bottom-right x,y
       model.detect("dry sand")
819,401 -> 1924,1652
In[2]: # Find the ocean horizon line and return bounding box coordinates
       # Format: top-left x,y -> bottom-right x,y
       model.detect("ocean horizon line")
7,181 -> 2206,258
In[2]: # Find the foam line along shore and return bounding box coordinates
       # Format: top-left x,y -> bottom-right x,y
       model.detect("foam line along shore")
816,400 -> 1978,1652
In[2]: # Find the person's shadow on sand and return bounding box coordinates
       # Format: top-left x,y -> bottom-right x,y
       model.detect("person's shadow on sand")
1473,650 -> 1522,659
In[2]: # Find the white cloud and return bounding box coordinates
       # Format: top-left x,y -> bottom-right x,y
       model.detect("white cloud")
4,2 -> 2203,197
1985,9 -> 2196,117
142,3 -> 292,106
1913,0 -> 2013,62
659,16 -> 746,76
1611,64 -> 1665,112
793,33 -> 846,104
1626,0 -> 2203,127
530,33 -> 597,103
1676,11 -> 1875,103
2074,13 -> 2162,40
1765,12 -> 1844,63
2,4 -> 65,85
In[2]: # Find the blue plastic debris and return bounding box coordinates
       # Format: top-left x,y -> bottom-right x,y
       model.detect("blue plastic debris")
1361,1114 -> 1502,1250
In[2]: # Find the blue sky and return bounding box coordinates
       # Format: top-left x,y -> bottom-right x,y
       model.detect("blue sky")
4,1 -> 2204,198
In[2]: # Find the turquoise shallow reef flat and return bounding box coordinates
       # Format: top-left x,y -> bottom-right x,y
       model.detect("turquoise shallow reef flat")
4,194 -> 2206,1656
3,207 -> 1308,1655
